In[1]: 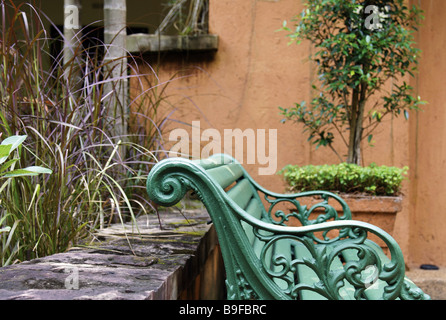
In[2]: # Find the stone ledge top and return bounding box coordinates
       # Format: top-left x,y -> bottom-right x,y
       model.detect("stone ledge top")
0,209 -> 216,300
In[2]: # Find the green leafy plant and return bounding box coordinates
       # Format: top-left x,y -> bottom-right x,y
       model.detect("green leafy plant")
0,134 -> 51,265
279,0 -> 424,164
0,135 -> 52,179
279,163 -> 408,196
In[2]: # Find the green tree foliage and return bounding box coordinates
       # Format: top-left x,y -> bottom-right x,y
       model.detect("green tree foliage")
279,0 -> 424,164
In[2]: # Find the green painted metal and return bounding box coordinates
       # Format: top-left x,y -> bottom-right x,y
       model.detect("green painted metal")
146,154 -> 430,300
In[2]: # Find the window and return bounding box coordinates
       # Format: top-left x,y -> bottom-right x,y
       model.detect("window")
155,0 -> 209,36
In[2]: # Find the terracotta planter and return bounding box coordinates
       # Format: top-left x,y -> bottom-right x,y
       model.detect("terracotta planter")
337,194 -> 402,250
341,194 -> 401,230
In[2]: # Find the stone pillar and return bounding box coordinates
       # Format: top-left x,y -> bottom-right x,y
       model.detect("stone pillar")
103,0 -> 128,146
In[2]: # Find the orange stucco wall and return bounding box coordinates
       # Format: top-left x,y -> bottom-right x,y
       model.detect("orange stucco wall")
134,0 -> 445,267
408,0 -> 446,267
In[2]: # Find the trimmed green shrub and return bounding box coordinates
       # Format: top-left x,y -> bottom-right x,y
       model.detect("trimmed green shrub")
279,163 -> 408,196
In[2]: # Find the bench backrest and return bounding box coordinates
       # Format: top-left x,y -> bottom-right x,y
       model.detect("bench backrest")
192,156 -> 267,245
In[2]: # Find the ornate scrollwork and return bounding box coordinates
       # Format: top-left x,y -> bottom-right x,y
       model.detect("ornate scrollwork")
255,226 -> 407,300
263,192 -> 351,228
226,266 -> 259,300
147,165 -> 189,207
400,280 -> 431,300
235,269 -> 258,300
146,160 -> 211,208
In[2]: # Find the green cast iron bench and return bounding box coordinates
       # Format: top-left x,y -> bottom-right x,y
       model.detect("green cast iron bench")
146,154 -> 430,300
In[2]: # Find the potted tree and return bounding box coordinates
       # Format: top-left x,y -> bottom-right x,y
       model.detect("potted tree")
278,0 -> 424,240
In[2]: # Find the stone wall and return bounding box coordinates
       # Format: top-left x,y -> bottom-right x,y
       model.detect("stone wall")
0,209 -> 225,300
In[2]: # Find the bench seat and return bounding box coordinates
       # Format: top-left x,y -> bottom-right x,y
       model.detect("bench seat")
147,154 -> 430,300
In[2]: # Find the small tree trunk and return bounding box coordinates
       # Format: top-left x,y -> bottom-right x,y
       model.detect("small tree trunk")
349,113 -> 363,165
347,89 -> 359,164
347,85 -> 367,165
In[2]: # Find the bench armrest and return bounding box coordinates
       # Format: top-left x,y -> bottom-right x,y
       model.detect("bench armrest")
235,209 -> 428,300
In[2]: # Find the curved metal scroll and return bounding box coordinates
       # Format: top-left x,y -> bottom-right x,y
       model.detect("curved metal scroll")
251,223 -> 429,300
